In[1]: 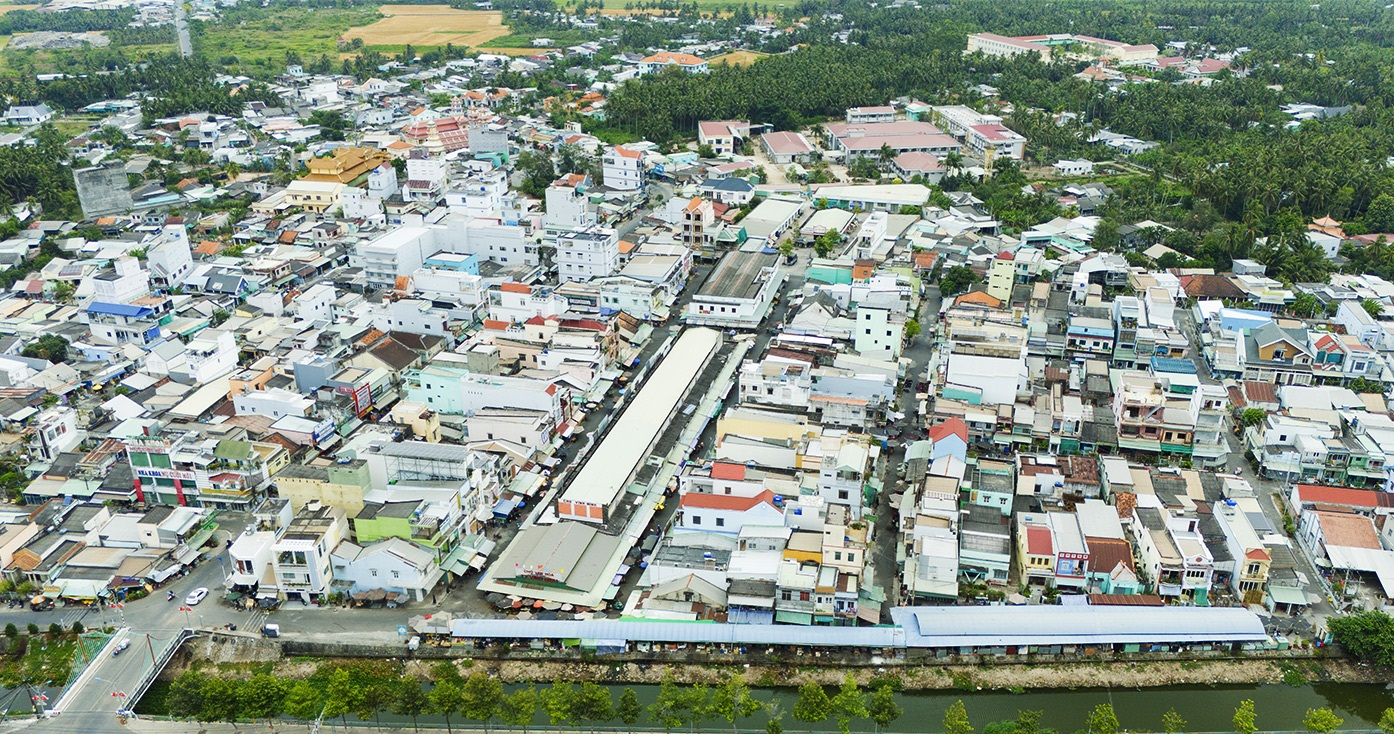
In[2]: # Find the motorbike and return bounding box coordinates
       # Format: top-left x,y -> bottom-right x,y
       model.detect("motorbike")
166,591 -> 175,602
112,640 -> 130,657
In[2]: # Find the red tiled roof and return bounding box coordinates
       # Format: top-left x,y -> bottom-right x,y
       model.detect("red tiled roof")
1115,492 -> 1137,520
500,282 -> 531,294
1312,510 -> 1381,549
680,489 -> 776,511
953,291 -> 1002,308
1296,485 -> 1394,509
1025,525 -> 1053,556
710,462 -> 747,481
1242,381 -> 1278,405
482,319 -> 511,331
1088,594 -> 1164,607
927,417 -> 968,444
1085,536 -> 1135,574
1245,547 -> 1272,561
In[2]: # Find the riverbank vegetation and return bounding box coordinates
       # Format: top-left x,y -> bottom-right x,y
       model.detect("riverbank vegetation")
0,622 -> 107,688
1328,610 -> 1394,668
144,659 -> 1392,734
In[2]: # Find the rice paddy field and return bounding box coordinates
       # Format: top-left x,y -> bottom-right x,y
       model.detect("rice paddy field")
344,5 -> 512,49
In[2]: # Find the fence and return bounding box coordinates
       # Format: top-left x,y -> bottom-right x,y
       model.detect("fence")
275,636 -> 1342,668
64,630 -> 115,688
128,628 -> 196,706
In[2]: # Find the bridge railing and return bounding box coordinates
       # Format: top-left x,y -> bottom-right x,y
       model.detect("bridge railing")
128,628 -> 195,706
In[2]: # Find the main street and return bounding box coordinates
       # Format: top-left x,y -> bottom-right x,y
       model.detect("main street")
1176,305 -> 1333,637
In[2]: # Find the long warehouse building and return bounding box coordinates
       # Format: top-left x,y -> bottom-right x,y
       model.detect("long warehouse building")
557,327 -> 721,524
448,605 -> 1269,654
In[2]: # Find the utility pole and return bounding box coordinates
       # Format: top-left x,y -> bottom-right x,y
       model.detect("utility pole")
145,633 -> 155,662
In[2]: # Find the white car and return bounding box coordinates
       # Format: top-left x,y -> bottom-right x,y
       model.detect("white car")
185,587 -> 209,606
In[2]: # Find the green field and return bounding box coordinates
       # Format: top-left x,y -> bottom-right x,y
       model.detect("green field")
196,5 -> 380,76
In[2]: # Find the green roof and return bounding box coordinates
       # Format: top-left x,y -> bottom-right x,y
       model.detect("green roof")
214,440 -> 253,461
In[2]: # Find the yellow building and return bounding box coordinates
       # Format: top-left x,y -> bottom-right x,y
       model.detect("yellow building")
274,459 -> 372,516
303,146 -> 391,186
390,401 -> 442,443
986,250 -> 1015,303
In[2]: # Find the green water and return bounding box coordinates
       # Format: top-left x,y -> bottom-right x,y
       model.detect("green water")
138,679 -> 1394,731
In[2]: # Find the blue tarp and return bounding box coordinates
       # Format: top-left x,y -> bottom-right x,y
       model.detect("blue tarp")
492,498 -> 519,517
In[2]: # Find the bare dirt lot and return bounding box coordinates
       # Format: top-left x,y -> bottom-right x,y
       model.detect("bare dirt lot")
709,50 -> 768,66
345,5 -> 511,48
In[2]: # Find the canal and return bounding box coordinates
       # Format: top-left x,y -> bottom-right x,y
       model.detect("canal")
137,679 -> 1394,731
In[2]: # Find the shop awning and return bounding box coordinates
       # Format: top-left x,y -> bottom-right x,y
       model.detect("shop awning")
172,544 -> 201,565
774,611 -> 813,626
492,498 -> 519,518
1267,585 -> 1309,606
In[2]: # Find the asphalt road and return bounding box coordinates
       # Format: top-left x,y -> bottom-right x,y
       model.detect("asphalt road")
1176,306 -> 1332,634
174,1 -> 192,58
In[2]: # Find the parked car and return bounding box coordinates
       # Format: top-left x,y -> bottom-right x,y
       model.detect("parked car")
185,587 -> 209,606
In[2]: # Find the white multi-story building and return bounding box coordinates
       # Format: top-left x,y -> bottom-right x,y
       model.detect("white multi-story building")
404,152 -> 447,202
31,406 -> 82,461
367,163 -> 399,200
233,388 -> 314,419
445,168 -> 509,218
542,173 -> 596,244
144,225 -> 195,290
602,145 -> 644,191
341,187 -> 385,224
294,283 -> 337,324
487,281 -> 569,324
556,226 -> 620,283
853,305 -> 905,360
88,257 -> 150,304
176,328 -> 238,384
270,502 -> 347,603
739,357 -> 813,409
965,124 -> 1027,163
378,299 -> 453,342
353,216 -> 535,288
817,431 -> 872,518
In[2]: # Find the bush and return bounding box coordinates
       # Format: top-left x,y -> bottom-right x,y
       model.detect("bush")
47,623 -> 62,637
26,623 -> 38,636
71,621 -> 83,634
3,623 -> 15,638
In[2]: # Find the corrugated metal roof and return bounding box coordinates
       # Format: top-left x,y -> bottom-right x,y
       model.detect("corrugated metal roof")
451,618 -> 904,648
86,301 -> 154,317
892,606 -> 1266,648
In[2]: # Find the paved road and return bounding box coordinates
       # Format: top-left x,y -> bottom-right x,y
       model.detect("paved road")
174,1 -> 192,57
1176,306 -> 1332,636
872,285 -> 941,611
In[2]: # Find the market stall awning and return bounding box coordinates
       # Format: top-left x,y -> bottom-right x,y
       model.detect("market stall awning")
1266,585 -> 1309,607
492,498 -> 519,518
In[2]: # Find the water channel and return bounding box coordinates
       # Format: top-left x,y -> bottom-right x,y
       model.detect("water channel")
137,679 -> 1394,731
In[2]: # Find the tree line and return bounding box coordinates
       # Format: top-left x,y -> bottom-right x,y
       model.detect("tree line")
160,661 -> 1394,734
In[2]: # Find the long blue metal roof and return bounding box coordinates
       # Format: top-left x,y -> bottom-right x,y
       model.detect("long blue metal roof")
85,301 -> 154,318
452,618 -> 905,648
891,605 -> 1267,648
451,605 -> 1269,649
